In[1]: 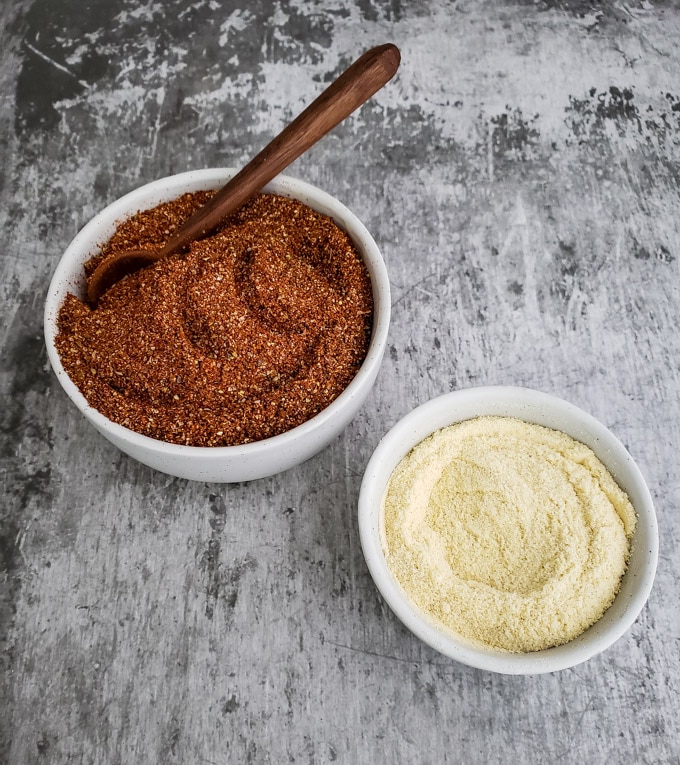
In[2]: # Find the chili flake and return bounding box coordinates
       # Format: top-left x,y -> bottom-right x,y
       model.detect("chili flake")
56,192 -> 373,446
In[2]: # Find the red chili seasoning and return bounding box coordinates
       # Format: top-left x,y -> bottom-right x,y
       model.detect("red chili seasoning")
56,192 -> 373,446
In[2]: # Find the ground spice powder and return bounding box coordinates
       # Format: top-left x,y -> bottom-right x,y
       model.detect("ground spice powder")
56,192 -> 373,446
380,416 -> 636,653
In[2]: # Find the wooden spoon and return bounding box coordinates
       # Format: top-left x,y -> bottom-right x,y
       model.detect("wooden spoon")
86,43 -> 400,306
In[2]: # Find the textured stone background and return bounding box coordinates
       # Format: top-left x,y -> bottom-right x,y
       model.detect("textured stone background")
2,0 -> 679,762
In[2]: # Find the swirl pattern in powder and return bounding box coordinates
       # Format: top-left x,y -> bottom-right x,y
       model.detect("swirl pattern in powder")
380,416 -> 636,652
56,192 -> 373,446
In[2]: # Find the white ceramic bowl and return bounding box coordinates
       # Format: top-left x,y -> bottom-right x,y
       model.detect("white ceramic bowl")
44,169 -> 390,482
358,386 -> 658,674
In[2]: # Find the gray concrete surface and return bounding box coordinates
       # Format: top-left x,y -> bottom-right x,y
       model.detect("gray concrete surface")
2,0 -> 679,762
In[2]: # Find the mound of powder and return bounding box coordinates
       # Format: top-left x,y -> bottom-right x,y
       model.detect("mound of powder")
380,416 -> 636,652
56,192 -> 373,446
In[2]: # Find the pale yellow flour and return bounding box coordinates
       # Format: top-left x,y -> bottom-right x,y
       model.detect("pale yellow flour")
380,416 -> 636,652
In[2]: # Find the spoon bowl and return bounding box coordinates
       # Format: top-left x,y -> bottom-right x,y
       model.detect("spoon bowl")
87,249 -> 159,303
86,43 -> 400,305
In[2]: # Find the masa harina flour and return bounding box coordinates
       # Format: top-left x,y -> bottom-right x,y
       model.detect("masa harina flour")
380,416 -> 636,652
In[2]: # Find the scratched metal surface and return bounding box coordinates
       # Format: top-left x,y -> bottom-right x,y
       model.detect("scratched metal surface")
1,0 -> 679,762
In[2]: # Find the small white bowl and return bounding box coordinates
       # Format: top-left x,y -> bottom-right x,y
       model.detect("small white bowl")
44,169 -> 390,482
358,386 -> 658,674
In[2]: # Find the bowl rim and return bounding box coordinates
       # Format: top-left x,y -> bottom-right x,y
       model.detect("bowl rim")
358,385 -> 659,675
44,168 -> 390,456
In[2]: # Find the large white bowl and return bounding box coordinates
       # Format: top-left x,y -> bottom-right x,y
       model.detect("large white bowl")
44,169 -> 390,482
358,386 -> 658,674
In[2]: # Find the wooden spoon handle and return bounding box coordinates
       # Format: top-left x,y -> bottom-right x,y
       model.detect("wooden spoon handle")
159,43 -> 400,258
